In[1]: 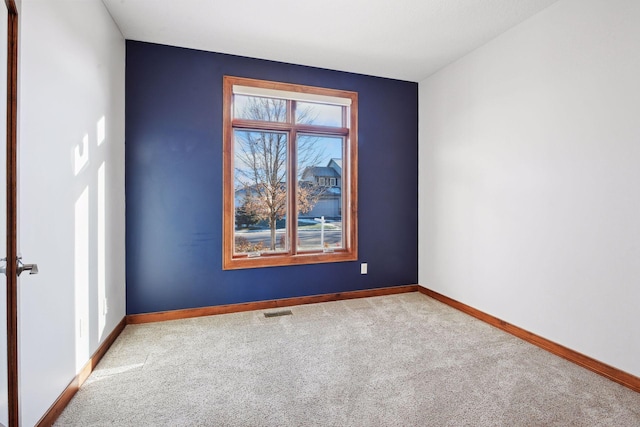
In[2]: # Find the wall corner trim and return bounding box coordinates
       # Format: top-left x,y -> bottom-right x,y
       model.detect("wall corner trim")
35,317 -> 127,427
416,286 -> 640,394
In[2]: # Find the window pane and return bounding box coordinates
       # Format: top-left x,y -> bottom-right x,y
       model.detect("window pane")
297,135 -> 343,251
234,130 -> 288,254
234,95 -> 287,122
295,102 -> 343,127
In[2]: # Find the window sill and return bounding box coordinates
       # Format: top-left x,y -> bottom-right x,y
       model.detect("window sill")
223,250 -> 358,270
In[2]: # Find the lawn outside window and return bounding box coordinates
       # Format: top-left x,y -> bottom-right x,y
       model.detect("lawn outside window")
223,76 -> 358,269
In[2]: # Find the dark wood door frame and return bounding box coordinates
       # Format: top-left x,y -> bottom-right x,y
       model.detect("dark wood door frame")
5,0 -> 18,425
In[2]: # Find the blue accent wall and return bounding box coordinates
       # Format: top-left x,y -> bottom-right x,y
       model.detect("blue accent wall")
126,41 -> 418,314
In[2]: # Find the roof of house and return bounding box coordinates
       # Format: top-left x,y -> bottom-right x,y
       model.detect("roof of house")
303,166 -> 340,178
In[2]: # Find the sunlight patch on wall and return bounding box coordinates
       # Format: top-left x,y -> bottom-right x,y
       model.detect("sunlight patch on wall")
97,161 -> 106,340
74,134 -> 89,176
97,116 -> 105,146
75,185 -> 90,372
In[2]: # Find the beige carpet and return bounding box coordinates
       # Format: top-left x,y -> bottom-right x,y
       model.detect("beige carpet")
55,292 -> 640,426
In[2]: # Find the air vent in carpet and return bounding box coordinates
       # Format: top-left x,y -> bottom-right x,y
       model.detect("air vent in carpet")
264,310 -> 293,318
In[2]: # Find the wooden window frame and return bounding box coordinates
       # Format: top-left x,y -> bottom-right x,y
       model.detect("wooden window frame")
223,76 -> 358,270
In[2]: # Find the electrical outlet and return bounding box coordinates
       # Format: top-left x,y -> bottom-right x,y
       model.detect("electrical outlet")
361,263 -> 367,275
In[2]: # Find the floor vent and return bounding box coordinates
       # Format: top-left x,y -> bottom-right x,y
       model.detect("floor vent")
264,310 -> 293,318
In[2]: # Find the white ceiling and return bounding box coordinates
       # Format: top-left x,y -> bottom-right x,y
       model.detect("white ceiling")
102,0 -> 559,82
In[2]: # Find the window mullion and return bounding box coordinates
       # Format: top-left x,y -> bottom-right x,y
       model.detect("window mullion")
288,100 -> 297,256
289,128 -> 298,256
288,99 -> 295,124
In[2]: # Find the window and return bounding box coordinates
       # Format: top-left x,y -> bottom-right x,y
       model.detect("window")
223,76 -> 358,269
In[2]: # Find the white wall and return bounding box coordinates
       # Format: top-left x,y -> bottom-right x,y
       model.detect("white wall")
18,1 -> 125,425
419,0 -> 640,378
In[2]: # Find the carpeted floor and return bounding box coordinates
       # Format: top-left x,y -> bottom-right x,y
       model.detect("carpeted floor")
55,292 -> 640,426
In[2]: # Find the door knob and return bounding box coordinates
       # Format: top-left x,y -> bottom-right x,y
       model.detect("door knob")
0,256 -> 39,276
17,257 -> 38,276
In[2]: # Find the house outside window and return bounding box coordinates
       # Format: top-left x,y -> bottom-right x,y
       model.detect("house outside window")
223,76 -> 358,269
